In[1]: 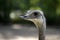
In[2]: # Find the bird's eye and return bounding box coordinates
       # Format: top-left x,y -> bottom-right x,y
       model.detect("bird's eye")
33,12 -> 38,16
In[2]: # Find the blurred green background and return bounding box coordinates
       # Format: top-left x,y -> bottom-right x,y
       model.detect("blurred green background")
0,0 -> 60,25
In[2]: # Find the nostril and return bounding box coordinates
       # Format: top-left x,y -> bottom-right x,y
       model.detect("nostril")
24,16 -> 27,18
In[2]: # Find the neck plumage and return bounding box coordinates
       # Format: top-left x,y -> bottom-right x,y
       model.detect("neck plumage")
31,19 -> 45,40
31,19 -> 43,28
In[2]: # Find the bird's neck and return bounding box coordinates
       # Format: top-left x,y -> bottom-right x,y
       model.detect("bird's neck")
31,19 -> 43,28
32,19 -> 45,40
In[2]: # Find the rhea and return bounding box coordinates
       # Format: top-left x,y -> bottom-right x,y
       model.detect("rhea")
20,10 -> 46,40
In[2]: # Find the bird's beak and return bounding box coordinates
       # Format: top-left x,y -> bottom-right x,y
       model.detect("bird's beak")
19,16 -> 33,21
19,16 -> 28,19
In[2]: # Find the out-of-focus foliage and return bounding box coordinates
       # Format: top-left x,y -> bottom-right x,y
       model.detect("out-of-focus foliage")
56,5 -> 60,15
30,0 -> 41,10
39,0 -> 60,25
30,6 -> 41,10
0,0 -> 60,25
10,10 -> 21,20
0,0 -> 12,24
11,0 -> 30,11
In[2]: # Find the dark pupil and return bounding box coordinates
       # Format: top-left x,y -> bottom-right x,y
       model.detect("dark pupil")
34,12 -> 38,16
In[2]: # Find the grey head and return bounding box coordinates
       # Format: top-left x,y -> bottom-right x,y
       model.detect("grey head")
20,10 -> 46,29
20,10 -> 46,23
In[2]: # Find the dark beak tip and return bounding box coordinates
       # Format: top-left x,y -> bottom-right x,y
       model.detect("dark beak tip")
19,16 -> 27,19
24,16 -> 27,18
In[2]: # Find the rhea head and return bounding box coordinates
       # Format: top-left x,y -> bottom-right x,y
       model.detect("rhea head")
21,10 -> 44,21
20,10 -> 45,26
